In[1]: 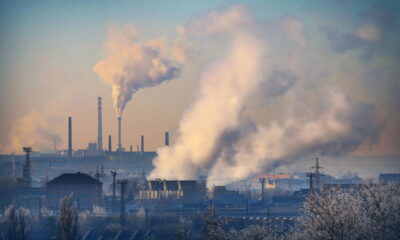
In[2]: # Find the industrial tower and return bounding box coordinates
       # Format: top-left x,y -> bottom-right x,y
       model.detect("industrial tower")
98,97 -> 103,152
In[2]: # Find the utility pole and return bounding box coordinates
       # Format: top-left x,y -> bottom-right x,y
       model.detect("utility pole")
117,179 -> 128,226
95,166 -> 100,180
110,171 -> 117,213
22,147 -> 32,186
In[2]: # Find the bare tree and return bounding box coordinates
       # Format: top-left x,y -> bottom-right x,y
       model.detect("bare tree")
4,203 -> 30,240
202,204 -> 226,240
57,195 -> 79,240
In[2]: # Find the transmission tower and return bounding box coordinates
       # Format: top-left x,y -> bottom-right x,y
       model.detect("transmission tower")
22,147 -> 32,186
312,157 -> 322,190
117,178 -> 128,226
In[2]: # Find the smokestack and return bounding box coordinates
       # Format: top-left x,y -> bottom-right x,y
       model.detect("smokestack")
108,135 -> 112,152
165,132 -> 169,146
141,135 -> 144,153
68,117 -> 72,158
118,117 -> 122,151
98,97 -> 103,152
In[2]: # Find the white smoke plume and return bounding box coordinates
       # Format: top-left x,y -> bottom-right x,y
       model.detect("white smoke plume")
149,5 -> 266,180
206,89 -> 379,186
94,25 -> 185,116
149,5 -> 380,187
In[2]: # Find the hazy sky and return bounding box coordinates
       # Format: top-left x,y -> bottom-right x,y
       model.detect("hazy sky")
0,0 -> 399,159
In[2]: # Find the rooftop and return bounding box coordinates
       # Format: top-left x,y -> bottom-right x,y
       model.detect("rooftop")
47,172 -> 102,185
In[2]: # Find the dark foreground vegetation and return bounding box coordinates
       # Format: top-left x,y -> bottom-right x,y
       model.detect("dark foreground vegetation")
0,183 -> 399,240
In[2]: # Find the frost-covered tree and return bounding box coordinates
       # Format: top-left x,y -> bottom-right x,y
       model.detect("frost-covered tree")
57,195 -> 79,240
357,184 -> 400,240
203,205 -> 226,240
293,184 -> 400,240
4,203 -> 30,240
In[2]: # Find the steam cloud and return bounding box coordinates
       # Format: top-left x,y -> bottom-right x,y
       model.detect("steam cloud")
149,5 -> 265,182
148,5 -> 380,188
94,25 -> 185,116
4,112 -> 62,153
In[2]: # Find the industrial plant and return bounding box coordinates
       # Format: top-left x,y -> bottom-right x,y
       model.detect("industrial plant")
0,95 -> 398,240
1,0 -> 400,238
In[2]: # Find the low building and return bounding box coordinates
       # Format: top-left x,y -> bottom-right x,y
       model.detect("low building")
46,172 -> 102,210
139,180 -> 207,203
211,186 -> 246,207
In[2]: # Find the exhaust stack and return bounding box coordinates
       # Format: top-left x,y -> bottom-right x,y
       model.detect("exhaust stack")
165,132 -> 169,146
68,116 -> 72,158
108,135 -> 112,152
141,135 -> 144,153
118,117 -> 122,151
98,97 -> 103,152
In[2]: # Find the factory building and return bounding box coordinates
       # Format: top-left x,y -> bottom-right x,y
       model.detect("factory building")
139,180 -> 207,202
211,186 -> 246,207
46,172 -> 103,210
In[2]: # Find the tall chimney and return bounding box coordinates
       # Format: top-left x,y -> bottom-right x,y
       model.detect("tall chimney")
97,97 -> 103,152
165,132 -> 169,146
118,117 -> 122,151
68,116 -> 72,158
108,135 -> 112,152
141,135 -> 144,153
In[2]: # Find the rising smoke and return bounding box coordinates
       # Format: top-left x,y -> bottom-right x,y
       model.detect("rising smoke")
4,112 -> 62,153
94,25 -> 186,116
149,5 -> 381,188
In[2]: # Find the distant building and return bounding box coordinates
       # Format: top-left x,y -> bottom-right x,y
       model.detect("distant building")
139,180 -> 207,203
322,183 -> 361,191
85,142 -> 100,156
211,186 -> 245,207
46,172 -> 103,210
379,173 -> 400,184
271,196 -> 303,207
